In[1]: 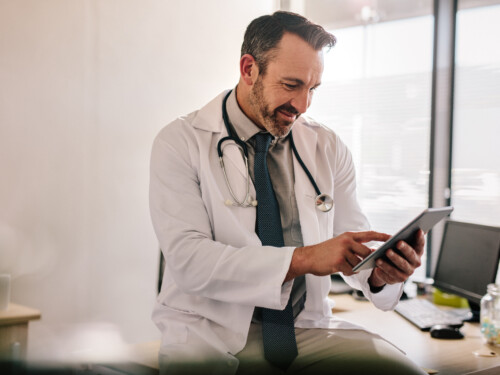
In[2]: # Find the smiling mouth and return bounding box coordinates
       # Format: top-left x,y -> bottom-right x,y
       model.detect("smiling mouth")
277,109 -> 297,122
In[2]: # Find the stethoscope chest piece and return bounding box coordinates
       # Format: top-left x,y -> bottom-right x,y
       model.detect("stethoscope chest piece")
315,193 -> 334,212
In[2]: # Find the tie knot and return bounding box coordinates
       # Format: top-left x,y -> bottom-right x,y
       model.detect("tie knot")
254,133 -> 273,153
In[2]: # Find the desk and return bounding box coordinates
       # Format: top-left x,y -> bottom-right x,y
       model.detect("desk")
0,303 -> 41,360
127,294 -> 500,374
331,294 -> 500,375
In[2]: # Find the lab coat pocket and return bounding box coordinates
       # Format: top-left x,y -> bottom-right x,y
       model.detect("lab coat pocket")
158,322 -> 188,345
160,302 -> 200,316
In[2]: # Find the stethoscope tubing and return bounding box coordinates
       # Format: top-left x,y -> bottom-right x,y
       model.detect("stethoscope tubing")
289,132 -> 321,197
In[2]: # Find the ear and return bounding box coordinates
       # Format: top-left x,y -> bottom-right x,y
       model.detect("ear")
239,54 -> 259,86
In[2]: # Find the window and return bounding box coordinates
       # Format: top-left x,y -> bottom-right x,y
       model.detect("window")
451,2 -> 500,227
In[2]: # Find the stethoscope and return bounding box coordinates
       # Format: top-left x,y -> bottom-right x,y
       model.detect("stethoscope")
217,91 -> 334,213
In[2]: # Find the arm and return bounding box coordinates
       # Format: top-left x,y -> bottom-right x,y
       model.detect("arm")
284,231 -> 391,282
286,228 -> 425,292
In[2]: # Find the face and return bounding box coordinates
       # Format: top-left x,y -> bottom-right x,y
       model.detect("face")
247,33 -> 324,138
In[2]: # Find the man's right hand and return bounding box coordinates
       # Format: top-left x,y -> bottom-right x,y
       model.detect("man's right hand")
284,231 -> 391,282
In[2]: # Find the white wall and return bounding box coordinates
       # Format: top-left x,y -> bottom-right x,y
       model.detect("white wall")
0,0 -> 277,361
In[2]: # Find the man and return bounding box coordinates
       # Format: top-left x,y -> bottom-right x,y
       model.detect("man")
150,11 -> 426,375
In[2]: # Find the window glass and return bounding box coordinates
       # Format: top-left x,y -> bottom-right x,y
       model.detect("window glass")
451,3 -> 500,227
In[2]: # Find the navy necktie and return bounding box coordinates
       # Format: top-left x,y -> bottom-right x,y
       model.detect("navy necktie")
254,133 -> 298,370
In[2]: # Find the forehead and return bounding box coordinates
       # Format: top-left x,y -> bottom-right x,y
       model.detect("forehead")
265,33 -> 324,82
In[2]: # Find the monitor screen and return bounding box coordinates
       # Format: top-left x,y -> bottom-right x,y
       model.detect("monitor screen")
433,220 -> 500,305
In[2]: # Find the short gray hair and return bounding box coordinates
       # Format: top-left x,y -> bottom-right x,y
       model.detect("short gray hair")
241,11 -> 336,75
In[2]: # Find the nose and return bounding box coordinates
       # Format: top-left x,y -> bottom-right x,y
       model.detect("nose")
290,89 -> 311,114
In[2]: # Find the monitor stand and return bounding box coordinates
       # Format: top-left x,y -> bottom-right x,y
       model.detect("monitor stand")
464,300 -> 480,323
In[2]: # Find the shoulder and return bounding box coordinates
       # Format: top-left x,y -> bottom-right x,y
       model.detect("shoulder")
152,113 -> 198,158
153,90 -> 228,148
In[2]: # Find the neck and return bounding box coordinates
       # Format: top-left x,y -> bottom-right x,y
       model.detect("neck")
235,83 -> 265,130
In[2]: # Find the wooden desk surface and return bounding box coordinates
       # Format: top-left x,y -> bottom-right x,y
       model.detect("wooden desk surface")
0,303 -> 41,326
0,303 -> 41,361
331,294 -> 500,375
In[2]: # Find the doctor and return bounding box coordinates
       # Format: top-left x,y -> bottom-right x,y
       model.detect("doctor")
150,11 -> 426,375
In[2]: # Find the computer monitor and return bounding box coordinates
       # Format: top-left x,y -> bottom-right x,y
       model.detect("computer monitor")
433,220 -> 500,321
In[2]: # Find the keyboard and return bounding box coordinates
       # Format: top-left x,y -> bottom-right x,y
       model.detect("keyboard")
395,298 -> 465,331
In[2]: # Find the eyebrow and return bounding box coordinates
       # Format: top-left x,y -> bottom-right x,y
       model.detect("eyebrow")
282,77 -> 322,89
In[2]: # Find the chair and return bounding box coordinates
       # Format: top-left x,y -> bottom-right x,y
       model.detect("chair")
157,251 -> 165,294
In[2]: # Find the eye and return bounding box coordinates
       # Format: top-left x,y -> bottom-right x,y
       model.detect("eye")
283,83 -> 297,90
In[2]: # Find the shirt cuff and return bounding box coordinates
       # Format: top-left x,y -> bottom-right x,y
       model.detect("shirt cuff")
369,283 -> 385,294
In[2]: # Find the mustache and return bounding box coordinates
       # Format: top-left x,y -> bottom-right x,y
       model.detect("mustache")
276,103 -> 299,115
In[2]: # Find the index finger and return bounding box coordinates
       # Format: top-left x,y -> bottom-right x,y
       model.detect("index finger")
351,231 -> 391,244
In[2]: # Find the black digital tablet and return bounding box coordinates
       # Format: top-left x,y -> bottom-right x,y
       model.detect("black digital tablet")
352,206 -> 454,272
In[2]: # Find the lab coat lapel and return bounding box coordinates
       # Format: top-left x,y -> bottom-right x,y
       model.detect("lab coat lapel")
293,123 -> 322,246
192,91 -> 255,203
215,121 -> 254,199
193,90 -> 249,179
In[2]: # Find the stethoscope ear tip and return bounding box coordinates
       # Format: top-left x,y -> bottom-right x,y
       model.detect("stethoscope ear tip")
251,200 -> 258,207
224,199 -> 233,206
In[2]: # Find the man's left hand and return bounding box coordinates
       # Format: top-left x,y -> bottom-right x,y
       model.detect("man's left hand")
368,229 -> 425,289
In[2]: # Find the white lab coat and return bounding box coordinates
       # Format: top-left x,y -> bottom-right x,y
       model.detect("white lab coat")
149,90 -> 403,370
